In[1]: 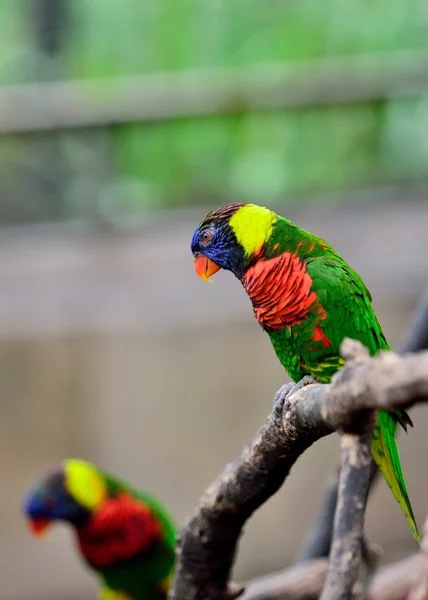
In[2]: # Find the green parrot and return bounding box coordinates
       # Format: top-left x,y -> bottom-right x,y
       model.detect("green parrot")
23,458 -> 176,599
191,201 -> 419,542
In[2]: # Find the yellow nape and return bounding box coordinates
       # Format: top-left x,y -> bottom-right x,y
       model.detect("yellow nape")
229,204 -> 275,256
63,459 -> 107,511
99,586 -> 132,600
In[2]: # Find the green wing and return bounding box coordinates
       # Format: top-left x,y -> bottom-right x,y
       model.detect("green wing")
306,256 -> 420,542
307,255 -> 389,357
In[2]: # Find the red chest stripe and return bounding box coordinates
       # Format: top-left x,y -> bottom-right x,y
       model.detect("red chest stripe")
243,253 -> 331,347
77,493 -> 161,567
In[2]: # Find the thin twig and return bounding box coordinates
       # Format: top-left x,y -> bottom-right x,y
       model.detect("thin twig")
240,553 -> 423,600
318,341 -> 375,600
319,432 -> 374,600
169,340 -> 428,600
240,559 -> 328,600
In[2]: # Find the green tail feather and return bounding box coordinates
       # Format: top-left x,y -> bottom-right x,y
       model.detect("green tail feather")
371,411 -> 420,542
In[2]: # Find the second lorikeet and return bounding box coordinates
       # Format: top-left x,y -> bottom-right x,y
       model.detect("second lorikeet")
191,201 -> 419,541
23,458 -> 176,600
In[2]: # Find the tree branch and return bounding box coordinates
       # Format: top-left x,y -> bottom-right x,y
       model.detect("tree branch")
169,340 -> 428,600
319,432 -> 373,600
241,559 -> 329,600
240,553 -> 423,600
169,387 -> 328,600
300,286 -> 428,562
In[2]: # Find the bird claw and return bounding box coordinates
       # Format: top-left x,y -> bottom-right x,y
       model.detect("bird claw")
272,383 -> 295,424
272,376 -> 317,425
294,375 -> 317,390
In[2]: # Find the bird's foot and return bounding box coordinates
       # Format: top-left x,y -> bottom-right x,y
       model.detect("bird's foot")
293,375 -> 317,391
272,376 -> 317,425
272,383 -> 295,423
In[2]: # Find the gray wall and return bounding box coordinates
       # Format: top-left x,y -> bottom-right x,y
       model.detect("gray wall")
1,200 -> 428,600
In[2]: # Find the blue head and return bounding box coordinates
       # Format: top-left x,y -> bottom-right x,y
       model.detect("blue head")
191,202 -> 278,282
23,462 -> 96,535
191,202 -> 246,280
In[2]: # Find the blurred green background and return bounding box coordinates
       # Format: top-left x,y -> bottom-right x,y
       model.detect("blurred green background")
1,0 -> 428,225
1,1 -> 428,599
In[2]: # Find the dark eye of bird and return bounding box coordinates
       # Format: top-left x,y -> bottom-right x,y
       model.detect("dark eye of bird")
201,231 -> 212,244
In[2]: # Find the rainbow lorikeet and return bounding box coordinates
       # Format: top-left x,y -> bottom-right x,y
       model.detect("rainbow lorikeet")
23,459 -> 176,600
191,202 -> 419,542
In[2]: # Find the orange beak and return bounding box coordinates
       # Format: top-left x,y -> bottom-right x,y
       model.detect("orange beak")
194,256 -> 221,282
28,517 -> 52,537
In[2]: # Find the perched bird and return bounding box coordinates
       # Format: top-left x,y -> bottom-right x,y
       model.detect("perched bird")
191,201 -> 419,541
23,459 -> 176,600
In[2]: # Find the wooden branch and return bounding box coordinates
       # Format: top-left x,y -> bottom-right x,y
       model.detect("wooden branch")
300,285 -> 428,562
240,553 -> 423,600
169,340 -> 428,600
304,342 -> 375,600
1,50 -> 428,133
319,432 -> 373,600
241,559 -> 328,600
169,381 -> 328,600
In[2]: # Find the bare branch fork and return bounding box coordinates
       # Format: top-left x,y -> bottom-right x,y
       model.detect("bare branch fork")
168,339 -> 428,600
299,288 -> 428,563
240,508 -> 428,599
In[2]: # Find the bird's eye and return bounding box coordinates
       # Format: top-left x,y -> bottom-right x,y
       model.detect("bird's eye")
201,231 -> 212,244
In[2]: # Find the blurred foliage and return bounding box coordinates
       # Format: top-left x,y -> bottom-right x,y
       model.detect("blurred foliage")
0,0 -> 428,224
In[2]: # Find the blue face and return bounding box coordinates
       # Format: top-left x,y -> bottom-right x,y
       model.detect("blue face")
191,222 -> 244,278
23,468 -> 91,527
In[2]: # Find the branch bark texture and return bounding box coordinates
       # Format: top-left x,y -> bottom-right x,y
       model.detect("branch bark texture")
169,340 -> 428,600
